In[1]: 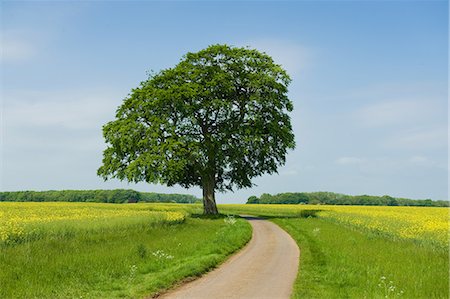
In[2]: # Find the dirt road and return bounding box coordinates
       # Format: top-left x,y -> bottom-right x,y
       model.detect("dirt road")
159,216 -> 300,299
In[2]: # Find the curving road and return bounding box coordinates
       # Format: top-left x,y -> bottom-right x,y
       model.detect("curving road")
159,216 -> 300,299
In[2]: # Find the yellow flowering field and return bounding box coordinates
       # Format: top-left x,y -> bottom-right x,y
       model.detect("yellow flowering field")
0,202 -> 251,299
0,202 -> 190,244
319,206 -> 449,248
220,204 -> 449,249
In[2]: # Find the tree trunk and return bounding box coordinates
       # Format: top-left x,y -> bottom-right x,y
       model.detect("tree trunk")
202,175 -> 218,215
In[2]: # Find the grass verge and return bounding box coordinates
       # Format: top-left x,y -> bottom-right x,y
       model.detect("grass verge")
275,217 -> 448,299
0,215 -> 251,298
219,204 -> 448,299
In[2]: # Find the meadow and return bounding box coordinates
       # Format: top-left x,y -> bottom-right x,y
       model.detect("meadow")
0,202 -> 251,298
1,202 -> 448,298
220,204 -> 449,298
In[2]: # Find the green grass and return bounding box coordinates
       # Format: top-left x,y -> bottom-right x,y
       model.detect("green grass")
0,214 -> 251,298
2,202 -> 447,298
219,204 -> 449,299
275,217 -> 448,299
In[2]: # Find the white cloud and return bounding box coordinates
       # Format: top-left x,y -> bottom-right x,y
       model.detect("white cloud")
1,38 -> 35,63
348,82 -> 446,100
409,155 -> 429,164
408,155 -> 446,169
385,127 -> 447,150
1,29 -> 39,63
335,155 -> 446,174
280,169 -> 299,176
4,90 -> 121,130
335,157 -> 366,165
335,156 -> 400,178
2,89 -> 125,154
238,38 -> 310,75
356,100 -> 440,127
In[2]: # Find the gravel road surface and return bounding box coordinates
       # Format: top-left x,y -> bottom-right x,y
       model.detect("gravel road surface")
159,216 -> 300,299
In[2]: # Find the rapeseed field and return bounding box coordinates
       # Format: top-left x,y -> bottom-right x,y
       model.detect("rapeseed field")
0,202 -> 189,244
220,204 -> 449,249
220,204 -> 449,298
0,202 -> 251,298
2,202 -> 448,298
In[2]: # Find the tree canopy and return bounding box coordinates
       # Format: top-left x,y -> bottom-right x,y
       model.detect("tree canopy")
98,44 -> 295,214
0,190 -> 199,204
245,192 -> 449,207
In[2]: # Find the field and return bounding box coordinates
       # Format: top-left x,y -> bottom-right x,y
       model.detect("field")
0,202 -> 251,298
220,204 -> 449,298
1,202 -> 448,299
220,205 -> 449,249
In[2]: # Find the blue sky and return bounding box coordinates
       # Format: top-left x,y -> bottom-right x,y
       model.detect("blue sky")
1,1 -> 448,202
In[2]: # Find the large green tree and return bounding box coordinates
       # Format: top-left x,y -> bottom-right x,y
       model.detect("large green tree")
98,44 -> 295,214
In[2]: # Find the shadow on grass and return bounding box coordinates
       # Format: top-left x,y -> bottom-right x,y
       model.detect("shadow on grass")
298,209 -> 323,218
232,209 -> 324,220
190,213 -> 229,219
191,210 -> 324,220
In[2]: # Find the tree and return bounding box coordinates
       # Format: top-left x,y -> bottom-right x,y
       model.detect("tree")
97,44 -> 295,214
247,196 -> 260,204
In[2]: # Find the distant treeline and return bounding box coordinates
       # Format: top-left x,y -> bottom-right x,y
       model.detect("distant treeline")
0,189 -> 200,204
246,192 -> 449,207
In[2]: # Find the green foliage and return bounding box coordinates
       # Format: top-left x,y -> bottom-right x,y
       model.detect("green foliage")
139,192 -> 200,203
246,196 -> 259,204
98,44 -> 295,209
246,191 -> 448,207
0,190 -> 200,204
299,209 -> 321,218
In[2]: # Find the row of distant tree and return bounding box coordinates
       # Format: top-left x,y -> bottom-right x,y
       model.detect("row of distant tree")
0,190 -> 200,204
246,192 -> 449,207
